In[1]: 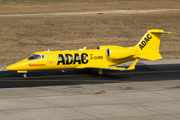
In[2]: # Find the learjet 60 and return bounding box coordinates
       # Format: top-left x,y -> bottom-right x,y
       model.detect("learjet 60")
6,29 -> 172,77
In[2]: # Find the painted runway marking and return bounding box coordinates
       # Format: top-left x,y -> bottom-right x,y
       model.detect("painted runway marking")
0,79 -> 180,85
1,69 -> 180,81
112,70 -> 180,75
0,9 -> 179,17
0,74 -> 90,80
0,70 -> 179,84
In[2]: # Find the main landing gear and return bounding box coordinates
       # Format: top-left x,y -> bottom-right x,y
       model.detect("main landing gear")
87,69 -> 93,74
98,69 -> 103,76
87,69 -> 103,75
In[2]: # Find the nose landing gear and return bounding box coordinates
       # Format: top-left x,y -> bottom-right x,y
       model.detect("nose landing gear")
17,71 -> 28,78
23,73 -> 27,78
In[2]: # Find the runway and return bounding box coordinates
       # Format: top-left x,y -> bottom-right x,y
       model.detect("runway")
0,63 -> 180,120
0,63 -> 180,88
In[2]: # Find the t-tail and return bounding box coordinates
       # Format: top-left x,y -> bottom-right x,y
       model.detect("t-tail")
134,29 -> 172,60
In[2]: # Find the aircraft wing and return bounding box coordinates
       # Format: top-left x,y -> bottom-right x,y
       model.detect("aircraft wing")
76,59 -> 139,71
83,65 -> 126,71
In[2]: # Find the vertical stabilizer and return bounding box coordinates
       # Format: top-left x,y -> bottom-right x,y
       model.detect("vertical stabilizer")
134,29 -> 172,60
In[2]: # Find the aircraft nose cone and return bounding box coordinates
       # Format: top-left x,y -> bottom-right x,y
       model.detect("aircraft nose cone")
6,60 -> 29,71
6,65 -> 16,71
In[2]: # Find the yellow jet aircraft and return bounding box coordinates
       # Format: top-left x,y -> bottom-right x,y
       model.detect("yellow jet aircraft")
6,29 -> 172,78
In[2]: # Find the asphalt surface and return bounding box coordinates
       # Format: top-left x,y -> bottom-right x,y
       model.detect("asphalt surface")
0,63 -> 180,88
1,63 -> 180,120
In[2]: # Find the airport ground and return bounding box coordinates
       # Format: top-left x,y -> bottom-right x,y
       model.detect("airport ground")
0,60 -> 180,120
1,0 -> 180,120
1,9 -> 180,66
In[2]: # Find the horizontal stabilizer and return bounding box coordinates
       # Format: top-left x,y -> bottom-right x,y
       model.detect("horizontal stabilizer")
151,31 -> 173,34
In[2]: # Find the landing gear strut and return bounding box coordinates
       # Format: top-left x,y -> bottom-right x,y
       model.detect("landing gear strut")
98,69 -> 103,76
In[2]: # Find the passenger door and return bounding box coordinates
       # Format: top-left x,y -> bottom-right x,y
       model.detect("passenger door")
47,53 -> 54,64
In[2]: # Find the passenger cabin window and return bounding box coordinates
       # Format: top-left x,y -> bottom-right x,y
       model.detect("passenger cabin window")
28,54 -> 45,60
83,56 -> 86,60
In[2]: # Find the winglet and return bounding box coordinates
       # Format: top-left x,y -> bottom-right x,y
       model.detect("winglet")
83,46 -> 87,50
79,46 -> 87,50
127,59 -> 139,70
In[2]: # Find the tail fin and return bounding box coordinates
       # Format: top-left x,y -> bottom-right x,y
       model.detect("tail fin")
134,29 -> 172,60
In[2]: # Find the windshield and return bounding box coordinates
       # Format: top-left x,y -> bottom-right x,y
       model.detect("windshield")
28,54 -> 45,60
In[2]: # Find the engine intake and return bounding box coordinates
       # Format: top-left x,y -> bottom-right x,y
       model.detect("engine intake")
106,47 -> 135,59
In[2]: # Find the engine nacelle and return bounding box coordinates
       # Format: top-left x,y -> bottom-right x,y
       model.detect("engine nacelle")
106,47 -> 135,59
97,45 -> 123,50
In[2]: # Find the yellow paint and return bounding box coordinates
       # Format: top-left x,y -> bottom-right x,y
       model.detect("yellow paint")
17,71 -> 28,73
6,29 -> 172,75
98,69 -> 103,75
127,59 -> 139,70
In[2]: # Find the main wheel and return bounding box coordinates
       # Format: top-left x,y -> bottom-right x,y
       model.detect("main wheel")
87,69 -> 93,74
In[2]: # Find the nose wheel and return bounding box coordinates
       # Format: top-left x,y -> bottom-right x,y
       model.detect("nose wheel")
23,73 -> 27,78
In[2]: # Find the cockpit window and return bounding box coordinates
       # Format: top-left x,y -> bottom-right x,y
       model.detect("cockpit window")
28,54 -> 45,60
